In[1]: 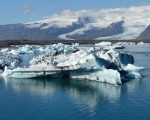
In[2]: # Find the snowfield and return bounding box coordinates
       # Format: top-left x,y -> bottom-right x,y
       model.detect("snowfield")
24,5 -> 150,40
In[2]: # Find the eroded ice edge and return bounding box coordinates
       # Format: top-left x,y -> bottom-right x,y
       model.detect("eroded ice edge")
0,42 -> 145,85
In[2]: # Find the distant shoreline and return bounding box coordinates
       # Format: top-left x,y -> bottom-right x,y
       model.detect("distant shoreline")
0,39 -> 149,48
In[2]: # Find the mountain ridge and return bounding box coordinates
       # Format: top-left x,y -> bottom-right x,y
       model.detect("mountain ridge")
0,5 -> 150,40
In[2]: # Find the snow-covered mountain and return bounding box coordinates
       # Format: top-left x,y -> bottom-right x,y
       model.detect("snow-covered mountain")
0,5 -> 150,40
138,25 -> 150,40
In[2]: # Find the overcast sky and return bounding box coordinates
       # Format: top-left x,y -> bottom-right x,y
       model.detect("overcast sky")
0,0 -> 150,25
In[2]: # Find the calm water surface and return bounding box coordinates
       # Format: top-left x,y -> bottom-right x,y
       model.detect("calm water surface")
0,45 -> 150,120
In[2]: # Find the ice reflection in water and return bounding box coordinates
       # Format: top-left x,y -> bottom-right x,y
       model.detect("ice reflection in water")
10,78 -> 57,98
123,78 -> 142,93
10,78 -> 121,113
67,80 -> 121,115
0,72 -> 144,119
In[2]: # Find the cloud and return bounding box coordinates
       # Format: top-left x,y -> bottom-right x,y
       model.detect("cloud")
20,4 -> 36,16
41,5 -> 150,27
23,9 -> 31,14
42,15 -> 52,19
54,5 -> 150,21
20,4 -> 30,9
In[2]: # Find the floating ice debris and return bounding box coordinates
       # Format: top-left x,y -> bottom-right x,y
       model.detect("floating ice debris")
94,42 -> 124,50
115,42 -> 136,45
45,43 -> 79,54
11,60 -> 20,68
137,42 -> 144,45
112,45 -> 124,49
95,42 -> 112,46
0,52 -> 20,71
1,45 -> 35,55
8,49 -> 19,55
38,47 -> 45,51
2,66 -> 12,76
121,64 -> 145,79
122,64 -> 145,72
1,48 -> 10,53
17,45 -> 35,54
96,49 -> 134,71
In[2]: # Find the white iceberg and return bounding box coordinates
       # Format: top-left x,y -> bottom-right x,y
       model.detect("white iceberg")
96,49 -> 134,71
95,42 -> 112,46
1,48 -> 10,53
2,66 -> 13,76
10,50 -> 121,85
4,43 -> 144,85
8,49 -> 19,55
69,69 -> 121,85
45,43 -> 78,54
17,45 -> 35,54
122,64 -> 145,79
0,53 -> 20,69
121,64 -> 145,72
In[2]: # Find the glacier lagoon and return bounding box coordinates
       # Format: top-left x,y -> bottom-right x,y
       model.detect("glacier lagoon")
0,44 -> 150,120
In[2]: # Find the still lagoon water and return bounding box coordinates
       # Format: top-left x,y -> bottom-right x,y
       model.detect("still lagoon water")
0,44 -> 150,120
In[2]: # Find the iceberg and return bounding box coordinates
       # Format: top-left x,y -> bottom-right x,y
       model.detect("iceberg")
121,64 -> 145,72
1,48 -> 10,53
16,45 -> 35,54
69,69 -> 121,85
121,64 -> 145,79
38,47 -> 45,52
96,49 -> 134,71
0,53 -> 20,70
8,49 -> 19,55
10,50 -> 121,85
94,42 -> 124,50
1,45 -> 35,55
2,66 -> 13,76
0,43 -> 143,85
95,42 -> 112,46
45,43 -> 78,54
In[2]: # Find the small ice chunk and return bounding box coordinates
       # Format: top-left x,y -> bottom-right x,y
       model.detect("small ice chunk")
2,66 -> 12,76
125,72 -> 143,79
122,64 -> 145,72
